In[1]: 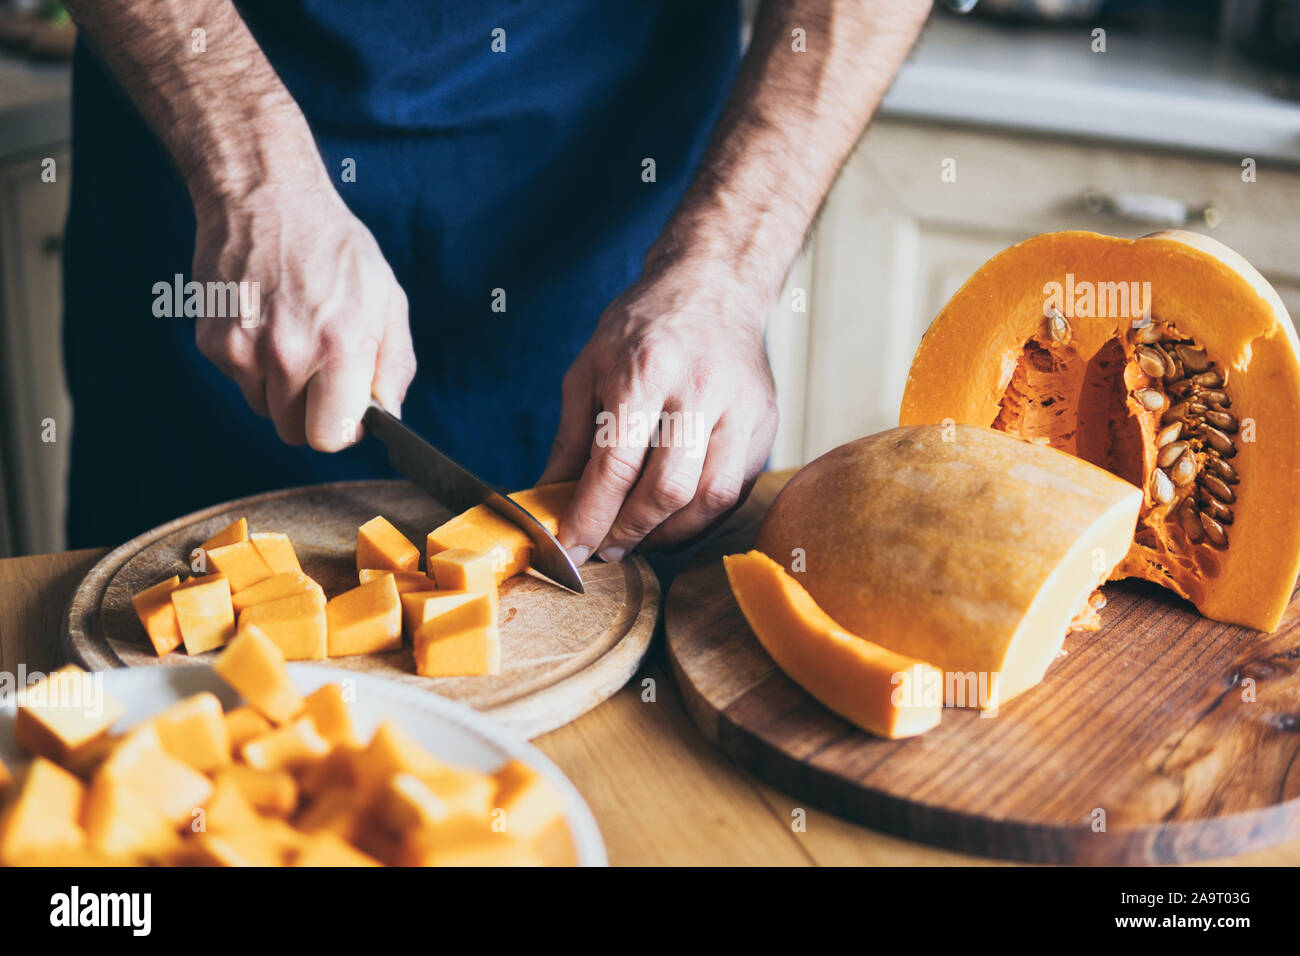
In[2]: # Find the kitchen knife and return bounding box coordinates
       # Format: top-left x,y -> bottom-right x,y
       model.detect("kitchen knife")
362,400 -> 584,593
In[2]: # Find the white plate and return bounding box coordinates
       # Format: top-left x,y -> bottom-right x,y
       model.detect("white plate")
0,663 -> 606,867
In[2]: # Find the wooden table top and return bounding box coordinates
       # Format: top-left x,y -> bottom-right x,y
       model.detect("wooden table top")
2,474 -> 1295,866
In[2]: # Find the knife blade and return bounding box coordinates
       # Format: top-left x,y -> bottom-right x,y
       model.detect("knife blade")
362,400 -> 584,593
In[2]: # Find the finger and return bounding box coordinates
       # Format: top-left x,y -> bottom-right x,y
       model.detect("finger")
198,317 -> 269,418
305,337 -> 378,452
371,291 -> 416,415
559,396 -> 664,564
595,406 -> 714,561
641,408 -> 771,550
537,361 -> 598,487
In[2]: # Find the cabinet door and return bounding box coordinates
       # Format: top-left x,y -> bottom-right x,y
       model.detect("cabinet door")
0,151 -> 72,556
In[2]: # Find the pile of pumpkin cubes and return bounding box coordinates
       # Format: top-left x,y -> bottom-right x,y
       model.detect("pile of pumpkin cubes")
130,482 -> 576,678
0,639 -> 570,866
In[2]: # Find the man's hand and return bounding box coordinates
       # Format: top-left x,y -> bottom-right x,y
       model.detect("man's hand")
541,0 -> 929,563
192,182 -> 415,450
64,0 -> 416,449
538,258 -> 778,564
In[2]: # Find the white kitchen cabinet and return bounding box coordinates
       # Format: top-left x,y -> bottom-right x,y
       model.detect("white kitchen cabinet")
766,117 -> 1300,468
0,149 -> 72,556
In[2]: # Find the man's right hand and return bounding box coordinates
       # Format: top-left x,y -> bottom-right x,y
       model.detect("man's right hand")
191,182 -> 416,451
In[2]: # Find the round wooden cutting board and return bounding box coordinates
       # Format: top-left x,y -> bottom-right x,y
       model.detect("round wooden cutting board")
62,480 -> 658,739
665,473 -> 1300,864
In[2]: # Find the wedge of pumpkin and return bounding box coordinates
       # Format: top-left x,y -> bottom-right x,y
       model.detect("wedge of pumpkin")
752,424 -> 1143,712
900,230 -> 1300,632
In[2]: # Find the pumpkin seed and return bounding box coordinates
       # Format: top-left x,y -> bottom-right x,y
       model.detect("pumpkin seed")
1135,346 -> 1167,378
1134,388 -> 1168,412
1162,400 -> 1206,425
1155,441 -> 1187,469
1201,425 -> 1237,457
1156,422 -> 1182,447
1047,308 -> 1071,346
1174,344 -> 1210,372
1199,473 -> 1236,504
1178,502 -> 1204,542
1192,370 -> 1224,388
1170,451 -> 1198,485
1088,591 -> 1107,610
1200,512 -> 1229,547
1198,489 -> 1234,524
1205,456 -> 1239,484
1204,408 -> 1237,432
1197,389 -> 1230,407
1133,323 -> 1163,344
1149,468 -> 1175,505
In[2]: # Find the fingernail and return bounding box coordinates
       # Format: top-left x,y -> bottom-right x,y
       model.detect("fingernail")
567,546 -> 590,567
598,546 -> 625,563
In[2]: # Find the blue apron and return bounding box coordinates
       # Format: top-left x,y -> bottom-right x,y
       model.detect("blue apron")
62,0 -> 740,548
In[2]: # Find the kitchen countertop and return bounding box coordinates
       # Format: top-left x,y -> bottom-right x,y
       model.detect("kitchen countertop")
2,473 -> 1296,866
883,14 -> 1300,165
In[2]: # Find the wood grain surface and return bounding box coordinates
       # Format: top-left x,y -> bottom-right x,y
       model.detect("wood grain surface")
665,473 -> 1300,864
60,480 -> 658,739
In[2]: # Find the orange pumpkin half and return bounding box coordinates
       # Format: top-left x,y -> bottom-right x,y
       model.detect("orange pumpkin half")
900,230 -> 1300,632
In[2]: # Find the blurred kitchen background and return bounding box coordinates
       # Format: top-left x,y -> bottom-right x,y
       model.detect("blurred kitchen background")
1,0 -> 1299,557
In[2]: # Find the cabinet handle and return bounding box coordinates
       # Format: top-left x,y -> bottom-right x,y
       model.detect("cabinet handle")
1081,189 -> 1222,229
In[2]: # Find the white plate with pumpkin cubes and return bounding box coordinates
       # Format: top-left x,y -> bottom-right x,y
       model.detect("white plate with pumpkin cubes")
62,479 -> 660,739
0,632 -> 606,866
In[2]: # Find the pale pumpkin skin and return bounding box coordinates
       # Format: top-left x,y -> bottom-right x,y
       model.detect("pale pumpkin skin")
755,425 -> 1142,709
900,230 -> 1300,632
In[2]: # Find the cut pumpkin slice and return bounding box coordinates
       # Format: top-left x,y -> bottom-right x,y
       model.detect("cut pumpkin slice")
724,551 -> 942,738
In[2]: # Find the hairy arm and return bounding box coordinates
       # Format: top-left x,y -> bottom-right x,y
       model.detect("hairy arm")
64,0 -> 415,448
544,0 -> 932,562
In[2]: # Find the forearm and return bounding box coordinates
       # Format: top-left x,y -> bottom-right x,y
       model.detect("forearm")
646,0 -> 931,315
64,0 -> 328,211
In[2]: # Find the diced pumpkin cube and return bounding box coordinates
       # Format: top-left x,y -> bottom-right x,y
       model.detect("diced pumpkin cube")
237,591 -> 328,661
250,531 -> 302,575
0,755 -> 11,795
151,691 -> 232,773
301,684 -> 358,747
374,773 -> 453,833
396,821 -> 539,867
299,743 -> 365,797
240,716 -> 331,772
62,733 -> 123,780
414,623 -> 501,677
293,832 -> 381,867
206,540 -> 275,592
421,766 -> 496,820
401,590 -> 493,643
325,576 -> 402,656
293,787 -> 372,843
357,515 -> 421,573
199,517 -> 248,554
0,758 -> 86,865
212,764 -> 299,817
357,721 -> 445,783
231,571 -> 323,615
492,759 -> 565,843
171,574 -> 236,654
1,845 -> 124,867
131,575 -> 185,655
213,629 -> 304,724
190,819 -> 302,867
82,773 -> 182,862
198,776 -> 265,833
224,706 -> 272,751
14,664 -> 125,765
97,724 -> 214,827
429,548 -> 498,611
426,481 -> 576,583
359,568 -> 436,595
